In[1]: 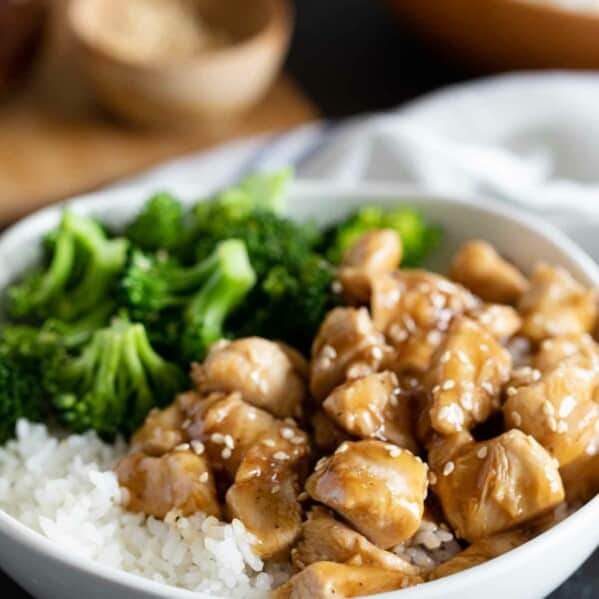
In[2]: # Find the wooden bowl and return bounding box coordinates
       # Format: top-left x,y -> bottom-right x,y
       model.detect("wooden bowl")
389,0 -> 599,70
67,0 -> 292,126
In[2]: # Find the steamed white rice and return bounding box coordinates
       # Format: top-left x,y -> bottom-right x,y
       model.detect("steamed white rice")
0,420 -> 463,597
0,420 -> 288,598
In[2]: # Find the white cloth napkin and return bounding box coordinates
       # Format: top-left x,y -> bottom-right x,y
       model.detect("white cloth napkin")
121,71 -> 599,257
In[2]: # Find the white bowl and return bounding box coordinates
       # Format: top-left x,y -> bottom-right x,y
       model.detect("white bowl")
0,180 -> 598,599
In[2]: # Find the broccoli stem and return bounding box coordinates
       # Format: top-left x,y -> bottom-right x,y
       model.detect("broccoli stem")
43,302 -> 115,348
48,317 -> 185,438
122,326 -> 154,426
183,239 -> 256,360
8,231 -> 76,319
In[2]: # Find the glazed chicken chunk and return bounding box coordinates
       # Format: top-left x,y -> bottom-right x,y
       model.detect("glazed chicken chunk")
534,333 -> 599,373
421,317 -> 512,437
310,409 -> 352,455
504,357 -> 599,466
469,303 -> 522,340
272,561 -> 422,599
130,402 -> 186,456
226,424 -> 310,559
310,307 -> 391,400
450,240 -> 528,304
291,507 -> 420,575
322,371 -> 418,453
198,392 -> 279,478
116,450 -> 221,519
560,441 -> 599,503
429,529 -> 531,580
338,229 -> 402,303
306,440 -> 428,548
371,270 -> 479,374
192,337 -> 307,419
518,263 -> 598,342
431,429 -> 564,542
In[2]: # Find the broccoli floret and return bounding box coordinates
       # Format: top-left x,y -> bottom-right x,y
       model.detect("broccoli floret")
126,192 -> 184,252
8,210 -> 128,323
54,211 -> 128,320
323,206 -> 441,267
0,349 -> 45,443
8,228 -> 76,320
43,301 -> 116,348
178,169 -> 295,262
176,172 -> 335,353
46,317 -> 185,438
119,240 -> 256,363
229,254 -> 339,352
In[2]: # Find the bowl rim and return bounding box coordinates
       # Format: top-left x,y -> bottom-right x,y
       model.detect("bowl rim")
67,0 -> 293,72
494,0 -> 599,20
0,179 -> 598,598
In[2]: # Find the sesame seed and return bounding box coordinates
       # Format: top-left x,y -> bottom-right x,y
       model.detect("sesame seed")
443,462 -> 455,476
284,418 -> 297,426
290,436 -> 305,445
199,472 -> 209,483
557,421 -> 569,433
558,396 -> 576,419
321,345 -> 337,360
426,330 -> 442,345
481,382 -> 494,395
211,433 -> 225,444
182,418 -> 191,428
281,427 -> 295,440
506,386 -> 518,397
336,443 -> 349,454
175,443 -> 190,452
262,438 -> 276,448
477,446 -> 488,459
298,492 -> 309,501
224,435 -> 235,449
456,351 -> 469,365
511,411 -> 522,427
221,447 -> 232,460
315,457 -> 328,471
387,446 -> 402,458
428,472 -> 438,485
191,440 -> 205,455
271,485 -> 281,495
273,451 -> 289,461
442,380 -> 456,391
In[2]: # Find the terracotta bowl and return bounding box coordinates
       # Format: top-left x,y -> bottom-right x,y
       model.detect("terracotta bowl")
389,0 -> 599,70
67,0 -> 292,126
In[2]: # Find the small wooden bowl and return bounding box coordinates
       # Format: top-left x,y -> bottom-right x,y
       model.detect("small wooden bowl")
67,0 -> 292,126
389,0 -> 599,70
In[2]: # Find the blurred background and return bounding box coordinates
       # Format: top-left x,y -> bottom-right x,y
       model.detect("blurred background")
5,0 -> 599,225
1,0 -> 599,596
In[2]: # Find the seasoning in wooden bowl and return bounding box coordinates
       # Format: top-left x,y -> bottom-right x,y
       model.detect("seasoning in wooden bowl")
68,0 -> 292,126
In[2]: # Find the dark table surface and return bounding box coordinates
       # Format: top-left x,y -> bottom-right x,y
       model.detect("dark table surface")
2,0 -> 597,597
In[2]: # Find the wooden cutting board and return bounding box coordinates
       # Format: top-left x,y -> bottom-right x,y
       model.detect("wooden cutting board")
0,10 -> 318,226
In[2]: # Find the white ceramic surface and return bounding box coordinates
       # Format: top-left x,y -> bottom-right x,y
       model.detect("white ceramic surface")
0,180 -> 598,599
